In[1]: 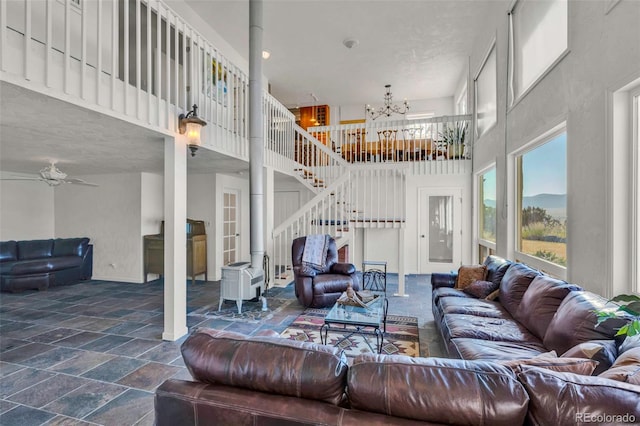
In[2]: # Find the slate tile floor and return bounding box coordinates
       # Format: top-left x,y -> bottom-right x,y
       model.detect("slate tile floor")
0,274 -> 443,425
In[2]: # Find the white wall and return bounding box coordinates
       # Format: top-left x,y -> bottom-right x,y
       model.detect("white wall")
470,0 -> 640,294
55,173 -> 143,283
140,172 -> 164,281
0,178 -> 54,240
187,173 -> 216,279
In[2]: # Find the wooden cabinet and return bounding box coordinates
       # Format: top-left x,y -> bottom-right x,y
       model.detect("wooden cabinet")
143,219 -> 208,285
299,105 -> 330,130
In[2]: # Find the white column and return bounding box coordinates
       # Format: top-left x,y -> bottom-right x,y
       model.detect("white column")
162,135 -> 188,341
264,166 -> 275,283
394,228 -> 408,297
249,0 -> 264,270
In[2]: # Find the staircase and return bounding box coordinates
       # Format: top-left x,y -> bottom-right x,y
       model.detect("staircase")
268,125 -> 411,287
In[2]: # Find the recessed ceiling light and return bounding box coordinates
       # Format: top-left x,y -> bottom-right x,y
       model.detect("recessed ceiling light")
262,50 -> 271,60
342,38 -> 359,49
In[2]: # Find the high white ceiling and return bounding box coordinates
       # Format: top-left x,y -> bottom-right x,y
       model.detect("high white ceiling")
0,1 -> 492,181
184,0 -> 494,107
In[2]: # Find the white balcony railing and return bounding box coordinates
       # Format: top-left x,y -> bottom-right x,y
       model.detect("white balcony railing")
313,114 -> 472,174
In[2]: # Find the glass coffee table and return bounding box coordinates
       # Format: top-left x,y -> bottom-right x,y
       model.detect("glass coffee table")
320,295 -> 388,353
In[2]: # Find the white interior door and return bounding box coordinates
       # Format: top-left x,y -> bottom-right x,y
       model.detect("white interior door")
418,188 -> 462,274
223,189 -> 239,265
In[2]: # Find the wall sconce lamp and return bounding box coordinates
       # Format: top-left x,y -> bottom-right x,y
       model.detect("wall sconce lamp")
179,104 -> 207,156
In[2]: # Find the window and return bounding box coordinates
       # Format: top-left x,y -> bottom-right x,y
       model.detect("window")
515,126 -> 567,276
509,0 -> 568,104
478,166 -> 497,261
634,93 -> 640,293
475,43 -> 497,138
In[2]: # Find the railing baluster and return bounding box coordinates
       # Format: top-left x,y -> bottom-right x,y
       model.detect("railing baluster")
0,0 -> 6,72
81,0 -> 87,100
146,0 -> 151,123
24,0 -> 31,81
156,0 -> 162,126
135,0 -> 141,117
45,0 -> 52,87
124,0 -> 129,113
97,0 -> 103,104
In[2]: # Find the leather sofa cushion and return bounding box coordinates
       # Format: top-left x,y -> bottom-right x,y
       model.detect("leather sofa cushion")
515,275 -> 581,340
439,297 -> 508,318
543,291 -> 631,355
462,280 -> 499,299
53,238 -> 90,257
348,354 -> 529,425
432,287 -> 471,305
1,256 -> 83,275
442,314 -> 540,343
330,262 -> 355,275
313,274 -> 359,294
17,239 -> 54,260
180,329 -> 348,406
561,340 -> 618,375
483,255 -> 512,287
500,352 -> 598,375
0,241 -> 17,262
498,263 -> 541,317
518,365 -> 640,425
451,338 -> 547,361
598,347 -> 640,385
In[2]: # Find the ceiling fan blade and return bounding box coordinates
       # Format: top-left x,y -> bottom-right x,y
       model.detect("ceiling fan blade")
0,177 -> 44,182
63,178 -> 99,187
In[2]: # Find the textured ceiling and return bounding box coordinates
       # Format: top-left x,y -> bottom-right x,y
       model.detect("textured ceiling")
1,1 -> 493,180
184,0 -> 494,107
0,82 -> 252,179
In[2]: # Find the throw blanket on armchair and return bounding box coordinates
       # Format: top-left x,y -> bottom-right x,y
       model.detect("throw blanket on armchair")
302,234 -> 329,270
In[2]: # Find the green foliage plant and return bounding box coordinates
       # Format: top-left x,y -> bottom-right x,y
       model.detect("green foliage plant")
595,294 -> 640,337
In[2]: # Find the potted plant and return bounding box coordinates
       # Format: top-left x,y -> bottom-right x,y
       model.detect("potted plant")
595,294 -> 640,337
439,121 -> 468,159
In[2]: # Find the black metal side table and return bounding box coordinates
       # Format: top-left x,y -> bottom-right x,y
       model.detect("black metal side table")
361,260 -> 388,332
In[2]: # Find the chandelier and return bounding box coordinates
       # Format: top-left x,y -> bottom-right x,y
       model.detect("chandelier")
365,84 -> 409,120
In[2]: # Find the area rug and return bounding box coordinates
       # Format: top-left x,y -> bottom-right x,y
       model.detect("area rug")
189,297 -> 294,323
280,308 -> 419,358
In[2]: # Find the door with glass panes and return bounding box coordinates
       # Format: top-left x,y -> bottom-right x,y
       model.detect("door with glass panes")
223,190 -> 239,265
418,188 -> 462,274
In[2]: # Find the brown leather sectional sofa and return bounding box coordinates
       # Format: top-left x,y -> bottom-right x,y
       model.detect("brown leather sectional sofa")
155,255 -> 640,425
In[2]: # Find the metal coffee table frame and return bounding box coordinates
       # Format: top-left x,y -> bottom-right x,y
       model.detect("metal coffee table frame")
320,296 -> 388,353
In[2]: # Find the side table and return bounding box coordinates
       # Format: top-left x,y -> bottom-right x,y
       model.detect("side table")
361,260 -> 389,332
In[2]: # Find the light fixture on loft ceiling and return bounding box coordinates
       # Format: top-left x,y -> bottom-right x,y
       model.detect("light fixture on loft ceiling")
179,104 -> 207,156
309,93 -> 320,126
365,84 -> 409,120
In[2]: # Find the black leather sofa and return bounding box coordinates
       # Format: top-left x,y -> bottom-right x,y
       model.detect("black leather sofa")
0,237 -> 93,292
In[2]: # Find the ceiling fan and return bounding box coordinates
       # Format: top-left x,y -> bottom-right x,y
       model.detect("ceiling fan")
0,162 -> 99,187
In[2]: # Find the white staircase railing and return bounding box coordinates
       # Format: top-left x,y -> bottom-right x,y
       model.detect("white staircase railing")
271,173 -> 352,286
292,124 -> 349,193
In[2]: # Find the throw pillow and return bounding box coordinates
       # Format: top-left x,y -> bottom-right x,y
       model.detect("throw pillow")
462,280 -> 499,299
485,289 -> 500,301
561,340 -> 618,375
598,347 -> 640,385
455,265 -> 486,289
499,351 -> 598,376
517,366 -> 640,425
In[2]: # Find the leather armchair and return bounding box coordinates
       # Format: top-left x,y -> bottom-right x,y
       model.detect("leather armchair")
291,235 -> 359,308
